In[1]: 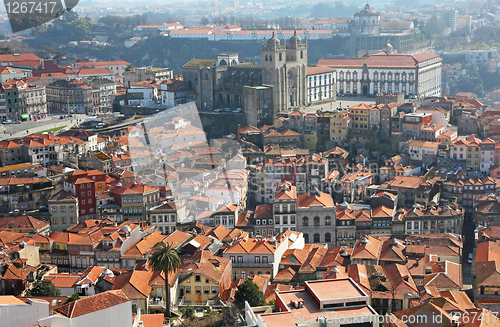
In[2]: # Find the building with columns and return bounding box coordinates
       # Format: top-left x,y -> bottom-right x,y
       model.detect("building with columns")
261,32 -> 308,114
317,43 -> 442,99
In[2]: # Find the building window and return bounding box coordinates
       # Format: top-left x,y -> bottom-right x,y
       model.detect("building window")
211,286 -> 218,294
325,216 -> 331,225
61,206 -> 66,212
314,217 -> 320,226
53,218 -> 58,224
204,286 -> 209,294
62,218 -> 66,224
255,256 -> 260,263
262,256 -> 268,263
185,286 -> 191,294
314,233 -> 320,243
303,216 -> 309,226
325,233 -> 331,243
195,275 -> 201,282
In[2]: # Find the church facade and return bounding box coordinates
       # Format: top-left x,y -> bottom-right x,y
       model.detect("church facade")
261,32 -> 309,113
182,33 -> 309,125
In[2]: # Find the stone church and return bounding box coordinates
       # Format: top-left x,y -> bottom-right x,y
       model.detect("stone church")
182,32 -> 308,125
261,31 -> 308,113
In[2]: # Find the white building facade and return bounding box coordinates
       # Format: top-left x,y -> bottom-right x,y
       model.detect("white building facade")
318,46 -> 442,98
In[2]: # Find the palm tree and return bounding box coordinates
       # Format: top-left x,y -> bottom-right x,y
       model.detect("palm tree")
148,242 -> 181,318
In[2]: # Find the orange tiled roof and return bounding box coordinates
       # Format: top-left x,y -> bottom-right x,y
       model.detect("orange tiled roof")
54,290 -> 130,318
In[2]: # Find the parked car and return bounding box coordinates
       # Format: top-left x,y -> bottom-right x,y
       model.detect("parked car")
39,206 -> 49,212
59,115 -> 64,119
68,114 -> 73,117
13,120 -> 21,124
60,129 -> 66,133
468,252 -> 473,264
2,120 -> 12,124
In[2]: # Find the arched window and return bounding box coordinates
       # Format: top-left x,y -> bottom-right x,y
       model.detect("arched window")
265,55 -> 268,61
300,50 -> 303,59
325,216 -> 331,226
314,217 -> 320,226
279,53 -> 282,61
304,233 -> 309,243
303,217 -> 309,226
314,233 -> 320,243
325,233 -> 331,243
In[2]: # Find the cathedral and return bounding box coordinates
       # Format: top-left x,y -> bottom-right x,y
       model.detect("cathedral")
261,32 -> 308,113
181,33 -> 309,125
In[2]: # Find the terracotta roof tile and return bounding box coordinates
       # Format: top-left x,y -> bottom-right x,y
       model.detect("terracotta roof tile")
54,290 -> 130,318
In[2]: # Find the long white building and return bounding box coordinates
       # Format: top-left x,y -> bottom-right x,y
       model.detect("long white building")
317,43 -> 442,98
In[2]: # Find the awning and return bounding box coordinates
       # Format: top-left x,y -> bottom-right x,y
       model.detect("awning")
20,114 -> 29,119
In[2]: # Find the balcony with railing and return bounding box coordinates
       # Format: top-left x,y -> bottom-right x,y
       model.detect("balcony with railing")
149,297 -> 165,307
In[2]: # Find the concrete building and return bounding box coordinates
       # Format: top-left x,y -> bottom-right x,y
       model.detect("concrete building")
48,189 -> 79,232
443,9 -> 458,33
0,296 -> 50,327
296,187 -> 336,246
222,230 -> 304,279
73,61 -> 131,77
123,67 -> 173,87
46,79 -> 93,114
148,202 -> 185,235
243,85 -> 274,127
245,278 -> 379,327
38,290 -> 133,327
306,66 -> 336,104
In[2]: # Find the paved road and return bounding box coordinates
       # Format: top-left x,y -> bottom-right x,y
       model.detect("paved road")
462,219 -> 475,287
0,114 -> 87,140
289,96 -> 416,114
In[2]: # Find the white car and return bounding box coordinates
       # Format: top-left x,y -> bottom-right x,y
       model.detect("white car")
2,120 -> 12,124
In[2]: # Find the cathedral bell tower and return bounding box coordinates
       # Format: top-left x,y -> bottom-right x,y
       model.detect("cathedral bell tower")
261,31 -> 308,114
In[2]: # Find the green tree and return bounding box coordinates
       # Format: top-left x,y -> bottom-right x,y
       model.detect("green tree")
425,17 -> 446,36
148,243 -> 181,318
64,293 -> 80,304
25,280 -> 61,297
180,305 -> 196,320
234,279 -> 266,309
200,16 -> 210,25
